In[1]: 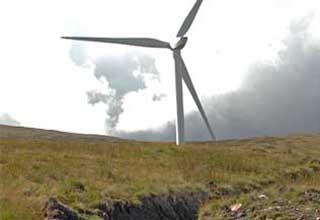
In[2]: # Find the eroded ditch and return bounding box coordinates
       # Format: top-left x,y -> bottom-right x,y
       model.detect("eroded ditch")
43,191 -> 209,220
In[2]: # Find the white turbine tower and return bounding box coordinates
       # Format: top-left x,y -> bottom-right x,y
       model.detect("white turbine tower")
62,0 -> 216,145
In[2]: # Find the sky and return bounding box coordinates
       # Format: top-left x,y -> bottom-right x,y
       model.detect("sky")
1,0 -> 320,139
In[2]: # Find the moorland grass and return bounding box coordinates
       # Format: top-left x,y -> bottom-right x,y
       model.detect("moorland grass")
1,134 -> 320,219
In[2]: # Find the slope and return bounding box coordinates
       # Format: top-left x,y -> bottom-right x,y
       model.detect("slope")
0,126 -> 319,219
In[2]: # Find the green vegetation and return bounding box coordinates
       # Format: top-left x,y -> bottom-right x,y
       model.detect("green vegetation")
1,131 -> 320,219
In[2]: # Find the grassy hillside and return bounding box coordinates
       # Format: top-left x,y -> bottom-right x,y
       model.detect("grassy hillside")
0,125 -> 124,143
0,126 -> 320,219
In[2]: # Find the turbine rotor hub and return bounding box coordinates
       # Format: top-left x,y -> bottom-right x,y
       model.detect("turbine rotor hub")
171,37 -> 188,50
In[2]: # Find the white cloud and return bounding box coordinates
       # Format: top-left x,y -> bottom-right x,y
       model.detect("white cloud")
0,113 -> 20,126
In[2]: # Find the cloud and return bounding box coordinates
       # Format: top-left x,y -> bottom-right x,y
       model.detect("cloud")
0,113 -> 21,126
152,93 -> 167,102
69,46 -> 160,132
116,17 -> 320,141
69,42 -> 89,67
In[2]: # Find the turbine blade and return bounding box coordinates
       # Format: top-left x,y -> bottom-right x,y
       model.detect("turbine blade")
174,50 -> 216,140
177,0 -> 203,37
61,36 -> 171,49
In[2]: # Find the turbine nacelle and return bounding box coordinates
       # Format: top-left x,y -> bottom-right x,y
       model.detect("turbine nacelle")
171,37 -> 188,50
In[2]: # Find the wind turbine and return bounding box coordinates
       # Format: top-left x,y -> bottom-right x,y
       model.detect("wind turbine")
62,0 -> 216,145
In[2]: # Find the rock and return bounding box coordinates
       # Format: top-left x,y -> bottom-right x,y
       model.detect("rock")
258,194 -> 267,200
275,206 -> 281,211
262,207 -> 274,212
230,203 -> 242,212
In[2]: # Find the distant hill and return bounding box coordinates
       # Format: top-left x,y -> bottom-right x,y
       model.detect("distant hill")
0,125 -> 124,143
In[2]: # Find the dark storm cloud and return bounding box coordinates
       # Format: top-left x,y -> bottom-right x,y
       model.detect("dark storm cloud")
0,113 -> 21,126
117,18 -> 320,141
